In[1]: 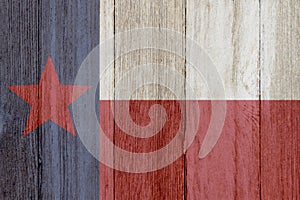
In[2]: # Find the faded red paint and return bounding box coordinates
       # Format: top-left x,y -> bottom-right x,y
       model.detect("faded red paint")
100,100 -> 299,199
261,101 -> 300,199
186,101 -> 260,199
8,56 -> 91,136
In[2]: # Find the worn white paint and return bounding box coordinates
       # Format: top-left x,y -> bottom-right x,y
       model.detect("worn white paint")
261,0 -> 300,100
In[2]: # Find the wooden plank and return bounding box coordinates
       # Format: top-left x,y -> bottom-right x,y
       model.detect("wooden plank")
261,101 -> 300,199
111,0 -> 186,199
186,1 -> 260,199
100,0 -> 114,199
0,0 -> 99,199
261,0 -> 300,100
261,1 -> 300,199
186,0 -> 260,100
0,1 -> 40,198
39,1 -> 99,199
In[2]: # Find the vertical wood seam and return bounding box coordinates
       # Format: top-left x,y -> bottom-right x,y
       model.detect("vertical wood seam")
113,0 -> 116,199
37,0 -> 42,198
258,0 -> 262,199
184,0 -> 187,199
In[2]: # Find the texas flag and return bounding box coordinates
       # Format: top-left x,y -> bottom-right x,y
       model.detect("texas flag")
0,1 -> 299,200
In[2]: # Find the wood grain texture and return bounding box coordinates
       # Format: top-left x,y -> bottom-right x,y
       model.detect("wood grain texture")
261,1 -> 300,199
39,1 -> 100,199
186,0 -> 260,100
0,1 -> 40,198
112,0 -> 185,199
261,101 -> 300,199
99,0 -> 299,200
186,0 -> 260,199
0,0 -> 99,199
100,0 -> 114,199
1,0 -> 299,199
186,101 -> 260,199
261,0 -> 300,100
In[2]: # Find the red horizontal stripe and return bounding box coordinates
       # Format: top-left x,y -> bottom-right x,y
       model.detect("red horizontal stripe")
100,100 -> 299,200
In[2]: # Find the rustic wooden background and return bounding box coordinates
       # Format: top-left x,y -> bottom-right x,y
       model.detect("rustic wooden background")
0,0 -> 99,199
1,0 -> 299,199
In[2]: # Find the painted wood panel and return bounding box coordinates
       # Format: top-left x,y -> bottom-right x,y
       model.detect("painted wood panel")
186,0 -> 260,100
100,0 -> 114,199
0,1 -> 40,198
261,1 -> 300,199
1,0 -> 299,199
186,1 -> 260,199
112,0 -> 186,199
0,0 -> 99,199
261,0 -> 300,100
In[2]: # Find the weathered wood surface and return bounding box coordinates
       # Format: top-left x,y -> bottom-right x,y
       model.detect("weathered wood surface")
186,1 -> 260,199
0,0 -> 99,199
112,1 -> 185,199
261,1 -> 300,199
0,0 -> 299,199
99,0 -> 114,199
100,0 -> 299,199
